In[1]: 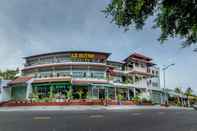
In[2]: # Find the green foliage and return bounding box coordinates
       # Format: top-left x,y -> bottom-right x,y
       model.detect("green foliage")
174,87 -> 182,94
0,69 -> 19,80
103,0 -> 197,50
141,98 -> 152,103
176,101 -> 182,106
132,95 -> 140,101
117,94 -> 124,100
185,87 -> 193,96
77,89 -> 84,99
67,88 -> 73,99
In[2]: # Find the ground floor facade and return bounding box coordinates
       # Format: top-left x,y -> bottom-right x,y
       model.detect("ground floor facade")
8,78 -> 164,105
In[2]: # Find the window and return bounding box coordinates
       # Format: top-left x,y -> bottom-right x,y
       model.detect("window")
36,86 -> 50,97
40,72 -> 52,78
141,63 -> 145,68
56,71 -> 70,77
83,72 -> 86,77
135,63 -> 139,67
56,56 -> 70,63
90,71 -> 105,79
155,71 -> 159,76
73,71 -> 87,78
113,76 -> 122,83
40,57 -> 53,64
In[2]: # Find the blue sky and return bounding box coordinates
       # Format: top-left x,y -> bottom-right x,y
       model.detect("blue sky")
0,0 -> 196,92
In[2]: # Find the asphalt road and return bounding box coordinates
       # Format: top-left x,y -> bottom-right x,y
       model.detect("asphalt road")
0,109 -> 196,131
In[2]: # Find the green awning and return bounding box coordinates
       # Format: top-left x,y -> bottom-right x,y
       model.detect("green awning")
32,82 -> 71,87
91,83 -> 114,88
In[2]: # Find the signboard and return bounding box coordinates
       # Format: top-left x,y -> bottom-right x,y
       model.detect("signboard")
71,53 -> 95,59
70,52 -> 107,62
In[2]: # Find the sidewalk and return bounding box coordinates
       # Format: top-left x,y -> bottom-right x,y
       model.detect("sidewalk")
0,105 -> 193,112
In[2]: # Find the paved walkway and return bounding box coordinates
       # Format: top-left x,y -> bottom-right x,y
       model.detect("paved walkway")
0,105 -> 193,112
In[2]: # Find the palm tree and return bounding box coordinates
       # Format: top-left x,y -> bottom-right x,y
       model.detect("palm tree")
174,87 -> 182,106
185,87 -> 193,107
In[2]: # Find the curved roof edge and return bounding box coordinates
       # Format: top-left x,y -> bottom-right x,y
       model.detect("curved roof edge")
24,50 -> 111,59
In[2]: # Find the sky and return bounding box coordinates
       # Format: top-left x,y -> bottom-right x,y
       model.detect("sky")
0,0 -> 196,92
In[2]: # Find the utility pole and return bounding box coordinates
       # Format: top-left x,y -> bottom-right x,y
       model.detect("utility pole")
162,63 -> 175,105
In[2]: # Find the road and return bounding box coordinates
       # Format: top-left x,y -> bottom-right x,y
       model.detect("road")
0,109 -> 196,131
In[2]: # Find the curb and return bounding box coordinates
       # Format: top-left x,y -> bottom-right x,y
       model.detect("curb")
0,105 -> 193,112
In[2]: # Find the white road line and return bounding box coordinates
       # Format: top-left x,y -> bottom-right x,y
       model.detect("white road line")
33,116 -> 51,120
131,113 -> 141,116
158,112 -> 165,115
89,115 -> 104,118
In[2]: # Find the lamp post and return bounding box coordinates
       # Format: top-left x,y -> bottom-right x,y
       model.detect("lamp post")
162,63 -> 175,105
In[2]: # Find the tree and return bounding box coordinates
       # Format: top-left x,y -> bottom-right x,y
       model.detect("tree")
0,69 -> 19,80
185,87 -> 193,107
174,87 -> 182,106
103,0 -> 197,50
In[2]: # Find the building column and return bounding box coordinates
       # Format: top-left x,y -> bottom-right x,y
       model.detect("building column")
88,66 -> 90,78
133,87 -> 136,97
70,65 -> 73,76
106,88 -> 109,100
115,87 -> 117,100
26,80 -> 33,100
127,88 -> 130,100
160,93 -> 163,104
91,87 -> 93,99
50,84 -> 53,98
97,88 -> 100,99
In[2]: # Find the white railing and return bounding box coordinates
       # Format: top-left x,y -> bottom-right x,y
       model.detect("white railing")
23,62 -> 108,69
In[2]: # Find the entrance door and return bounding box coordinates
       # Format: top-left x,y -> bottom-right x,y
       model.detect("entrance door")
99,88 -> 105,99
12,86 -> 27,100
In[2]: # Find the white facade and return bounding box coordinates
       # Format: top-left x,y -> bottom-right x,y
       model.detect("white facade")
0,80 -> 11,103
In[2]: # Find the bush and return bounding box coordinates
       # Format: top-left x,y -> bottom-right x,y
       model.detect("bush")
141,98 -> 152,103
132,96 -> 140,101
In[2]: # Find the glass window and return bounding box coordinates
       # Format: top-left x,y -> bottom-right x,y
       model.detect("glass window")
135,63 -> 139,67
90,71 -> 105,79
56,71 -> 70,77
141,63 -> 145,68
72,71 -> 87,78
36,86 -> 50,98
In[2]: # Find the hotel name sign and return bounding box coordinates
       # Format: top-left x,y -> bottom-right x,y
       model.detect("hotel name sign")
70,52 -> 107,61
71,53 -> 95,59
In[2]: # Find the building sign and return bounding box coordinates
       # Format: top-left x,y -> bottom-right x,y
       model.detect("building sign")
71,53 -> 95,59
70,52 -> 107,62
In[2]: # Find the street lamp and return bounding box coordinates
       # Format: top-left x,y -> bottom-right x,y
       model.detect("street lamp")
162,63 -> 175,105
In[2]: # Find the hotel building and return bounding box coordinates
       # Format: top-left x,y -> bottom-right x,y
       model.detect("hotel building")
9,51 -> 163,104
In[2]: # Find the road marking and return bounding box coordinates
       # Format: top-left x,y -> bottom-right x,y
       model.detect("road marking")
131,113 -> 141,116
33,116 -> 51,120
158,112 -> 165,115
89,115 -> 104,118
